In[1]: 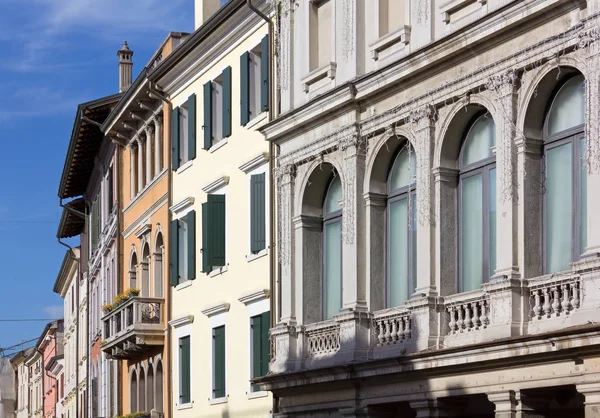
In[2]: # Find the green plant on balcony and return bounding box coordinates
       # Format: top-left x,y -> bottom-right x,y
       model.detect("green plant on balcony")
100,339 -> 107,346
124,288 -> 140,298
114,412 -> 149,418
102,303 -> 115,313
114,293 -> 129,306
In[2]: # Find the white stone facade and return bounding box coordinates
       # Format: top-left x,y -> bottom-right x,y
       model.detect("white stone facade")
261,0 -> 600,416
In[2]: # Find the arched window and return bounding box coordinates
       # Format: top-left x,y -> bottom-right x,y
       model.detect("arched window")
130,252 -> 138,290
387,143 -> 416,306
141,244 -> 150,298
155,360 -> 164,412
544,74 -> 586,273
154,233 -> 164,299
459,113 -> 496,292
130,369 -> 137,412
323,175 -> 342,320
139,367 -> 146,412
146,365 -> 154,412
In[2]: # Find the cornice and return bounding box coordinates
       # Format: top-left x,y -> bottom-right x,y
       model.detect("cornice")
238,289 -> 270,305
169,197 -> 195,215
239,153 -> 269,173
168,315 -> 195,328
201,303 -> 231,317
202,176 -> 230,194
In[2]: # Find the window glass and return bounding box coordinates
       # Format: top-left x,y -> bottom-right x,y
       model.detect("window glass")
249,51 -> 262,119
389,198 -> 409,306
324,176 -> 342,215
580,137 -> 587,253
179,106 -> 189,165
389,146 -> 416,191
546,142 -> 573,273
489,168 -> 497,279
547,75 -> 585,136
461,173 -> 483,292
178,218 -> 188,283
324,219 -> 342,319
461,115 -> 496,167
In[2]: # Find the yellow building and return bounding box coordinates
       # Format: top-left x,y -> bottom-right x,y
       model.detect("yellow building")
149,0 -> 273,416
101,33 -> 188,417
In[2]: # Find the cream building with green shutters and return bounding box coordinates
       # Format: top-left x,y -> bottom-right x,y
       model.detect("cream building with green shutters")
148,0 -> 273,416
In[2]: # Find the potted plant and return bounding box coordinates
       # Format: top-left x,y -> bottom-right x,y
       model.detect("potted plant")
114,293 -> 128,306
125,288 -> 140,298
102,303 -> 114,313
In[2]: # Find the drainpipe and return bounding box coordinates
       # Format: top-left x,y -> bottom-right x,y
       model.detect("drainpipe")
148,81 -> 172,418
246,1 -> 278,415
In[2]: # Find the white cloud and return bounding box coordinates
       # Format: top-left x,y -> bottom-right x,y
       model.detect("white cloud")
42,305 -> 63,319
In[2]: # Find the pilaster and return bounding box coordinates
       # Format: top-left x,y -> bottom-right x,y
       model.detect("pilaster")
136,136 -> 144,192
488,390 -> 518,418
577,382 -> 600,418
153,115 -> 162,176
276,164 -> 296,325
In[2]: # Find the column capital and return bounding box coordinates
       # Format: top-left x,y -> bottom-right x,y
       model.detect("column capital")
275,163 -> 296,184
409,105 -> 436,131
153,114 -> 163,125
144,125 -> 155,135
488,390 -> 517,417
486,69 -> 519,98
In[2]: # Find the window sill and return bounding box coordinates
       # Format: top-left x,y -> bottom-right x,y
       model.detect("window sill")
209,138 -> 228,153
176,159 -> 194,175
209,397 -> 228,406
246,249 -> 267,263
175,280 -> 193,291
248,390 -> 268,400
369,26 -> 411,61
177,402 -> 193,410
301,62 -> 337,93
245,112 -> 268,130
209,266 -> 228,278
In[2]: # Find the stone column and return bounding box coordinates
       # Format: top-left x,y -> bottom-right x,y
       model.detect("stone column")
409,399 -> 448,418
130,143 -> 137,199
577,383 -> 600,418
154,115 -> 163,176
488,390 -> 518,418
340,133 -> 368,312
434,167 -> 459,296
145,126 -> 154,185
486,70 -> 520,281
411,106 -> 437,297
364,191 -> 386,311
136,137 -> 144,192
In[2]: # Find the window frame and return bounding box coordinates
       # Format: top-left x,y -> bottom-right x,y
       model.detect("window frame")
178,105 -> 190,167
542,74 -> 586,273
386,144 -> 417,307
244,297 -> 270,398
211,79 -> 224,146
457,112 -> 497,293
322,176 -> 343,320
246,162 -> 269,260
208,308 -> 227,403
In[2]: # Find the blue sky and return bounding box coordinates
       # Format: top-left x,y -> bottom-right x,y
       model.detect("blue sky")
0,0 -> 193,355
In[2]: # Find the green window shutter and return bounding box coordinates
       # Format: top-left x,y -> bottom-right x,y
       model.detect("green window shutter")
202,202 -> 211,273
170,219 -> 179,286
261,35 -> 269,112
203,81 -> 212,150
260,311 -> 270,376
222,66 -> 232,138
208,194 -> 226,268
250,173 -> 266,253
186,210 -> 196,280
240,51 -> 250,126
251,315 -> 262,391
187,94 -> 197,160
212,326 -> 226,399
179,336 -> 191,404
172,107 -> 180,170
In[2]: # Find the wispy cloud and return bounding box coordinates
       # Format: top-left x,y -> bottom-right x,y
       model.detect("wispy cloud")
0,85 -> 87,122
42,305 -> 63,319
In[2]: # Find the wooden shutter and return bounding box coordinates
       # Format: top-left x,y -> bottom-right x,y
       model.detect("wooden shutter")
240,51 -> 250,126
187,94 -> 197,160
222,66 -> 232,138
250,173 -> 266,253
261,35 -> 269,112
251,315 -> 262,391
212,326 -> 226,399
209,194 -> 226,267
202,202 -> 211,273
260,311 -> 270,376
203,82 -> 212,150
170,219 -> 179,286
172,107 -> 180,170
91,378 -> 98,418
179,336 -> 191,404
186,210 -> 196,280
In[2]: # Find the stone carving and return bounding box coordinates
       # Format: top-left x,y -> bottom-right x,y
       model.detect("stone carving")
275,164 -> 296,266
305,323 -> 340,356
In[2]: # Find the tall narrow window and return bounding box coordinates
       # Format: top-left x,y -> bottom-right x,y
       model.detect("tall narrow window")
212,326 -> 226,399
250,311 -> 270,391
250,173 -> 266,254
544,74 -> 586,273
179,336 -> 190,404
323,176 -> 342,319
459,114 -> 496,292
387,143 -> 417,306
309,0 -> 332,71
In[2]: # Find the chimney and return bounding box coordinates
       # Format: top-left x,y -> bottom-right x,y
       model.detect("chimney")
117,41 -> 134,93
195,0 -> 222,30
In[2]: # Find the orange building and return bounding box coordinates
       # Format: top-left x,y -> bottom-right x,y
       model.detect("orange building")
100,33 -> 188,417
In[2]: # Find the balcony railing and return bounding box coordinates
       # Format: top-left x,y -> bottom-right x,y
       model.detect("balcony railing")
101,296 -> 164,360
270,259 -> 600,372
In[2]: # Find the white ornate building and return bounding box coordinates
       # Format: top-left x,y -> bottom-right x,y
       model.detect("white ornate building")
259,0 -> 600,416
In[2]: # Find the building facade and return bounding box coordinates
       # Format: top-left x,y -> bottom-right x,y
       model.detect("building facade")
12,348 -> 33,418
37,320 -> 64,418
149,0 -> 273,416
25,348 -> 43,418
259,0 -> 600,416
100,34 -> 187,417
53,247 -> 87,418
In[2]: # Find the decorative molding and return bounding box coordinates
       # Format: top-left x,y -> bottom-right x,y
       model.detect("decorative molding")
441,0 -> 486,24
169,197 -> 195,215
123,169 -> 168,213
122,193 -> 168,238
369,26 -> 411,61
238,289 -> 270,305
135,224 -> 152,239
301,62 -> 337,93
202,176 -> 230,194
168,315 -> 194,328
239,153 -> 269,173
201,303 -> 231,317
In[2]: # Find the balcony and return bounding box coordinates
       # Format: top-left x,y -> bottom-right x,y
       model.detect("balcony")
270,257 -> 600,373
101,297 -> 164,360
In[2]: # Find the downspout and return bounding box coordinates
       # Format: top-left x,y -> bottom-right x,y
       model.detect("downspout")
246,1 -> 278,415
148,81 -> 172,418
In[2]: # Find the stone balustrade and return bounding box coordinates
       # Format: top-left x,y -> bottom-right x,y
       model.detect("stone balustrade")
304,320 -> 340,357
373,308 -> 412,346
445,293 -> 490,335
529,275 -> 581,320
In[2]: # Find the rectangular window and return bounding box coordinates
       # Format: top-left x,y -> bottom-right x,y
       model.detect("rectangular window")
179,336 -> 191,404
241,37 -> 268,126
324,218 -> 342,319
212,325 -> 226,399
172,95 -> 196,171
179,105 -> 189,165
251,311 -> 270,391
309,0 -> 332,70
249,51 -> 261,119
171,211 -> 196,286
107,166 -> 113,215
202,195 -> 226,273
212,80 -> 223,145
250,173 -> 266,253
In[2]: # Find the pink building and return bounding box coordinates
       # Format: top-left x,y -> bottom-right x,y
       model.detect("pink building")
36,320 -> 63,418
